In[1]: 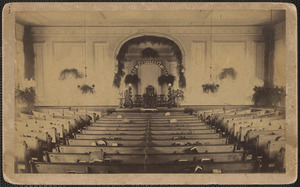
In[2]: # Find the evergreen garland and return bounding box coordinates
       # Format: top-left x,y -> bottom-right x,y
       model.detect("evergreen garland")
141,48 -> 159,58
158,75 -> 175,85
124,74 -> 140,86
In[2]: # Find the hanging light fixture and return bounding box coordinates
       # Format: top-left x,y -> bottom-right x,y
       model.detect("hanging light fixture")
77,12 -> 95,94
202,11 -> 219,94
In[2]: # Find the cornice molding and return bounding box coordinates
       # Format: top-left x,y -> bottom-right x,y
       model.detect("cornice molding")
30,26 -> 264,36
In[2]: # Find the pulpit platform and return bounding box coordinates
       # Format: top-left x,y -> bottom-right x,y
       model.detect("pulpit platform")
115,107 -> 185,113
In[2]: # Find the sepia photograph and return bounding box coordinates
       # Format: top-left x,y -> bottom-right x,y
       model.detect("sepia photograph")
2,2 -> 297,185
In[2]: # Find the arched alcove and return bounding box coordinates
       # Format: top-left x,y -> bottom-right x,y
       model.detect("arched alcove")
113,34 -> 186,90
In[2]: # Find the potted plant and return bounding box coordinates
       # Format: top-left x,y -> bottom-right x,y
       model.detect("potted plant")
15,86 -> 36,114
173,89 -> 185,107
252,86 -> 285,106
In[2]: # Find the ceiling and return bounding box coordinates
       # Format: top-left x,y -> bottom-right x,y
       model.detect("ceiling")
16,10 -> 285,27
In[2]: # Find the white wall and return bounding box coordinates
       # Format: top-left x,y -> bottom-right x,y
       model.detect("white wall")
25,25 -> 276,106
273,21 -> 286,87
15,23 -> 25,86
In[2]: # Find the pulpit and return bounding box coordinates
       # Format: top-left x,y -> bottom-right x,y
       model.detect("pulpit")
143,85 -> 157,108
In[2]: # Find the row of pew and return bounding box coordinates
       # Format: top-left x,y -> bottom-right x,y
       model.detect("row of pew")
197,107 -> 286,172
28,110 -> 259,173
15,107 -> 286,173
14,109 -> 102,173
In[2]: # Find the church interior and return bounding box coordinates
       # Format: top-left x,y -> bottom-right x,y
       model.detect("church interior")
14,10 -> 286,173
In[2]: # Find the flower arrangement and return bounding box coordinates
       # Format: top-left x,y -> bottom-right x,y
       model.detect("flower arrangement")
252,86 -> 285,106
59,68 -> 83,80
219,68 -> 237,80
173,89 -> 185,106
114,35 -> 186,88
202,83 -> 219,93
78,84 -> 95,94
158,75 -> 175,86
124,74 -> 140,86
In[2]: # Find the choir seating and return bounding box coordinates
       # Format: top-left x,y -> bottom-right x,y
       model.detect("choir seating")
16,107 -> 286,173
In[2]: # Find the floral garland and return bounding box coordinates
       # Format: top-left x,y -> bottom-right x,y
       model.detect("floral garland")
113,35 -> 186,88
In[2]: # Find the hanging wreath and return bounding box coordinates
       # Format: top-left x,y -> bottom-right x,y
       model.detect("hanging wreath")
59,68 -> 83,80
219,68 -> 237,80
202,83 -> 219,93
114,35 -> 186,88
158,75 -> 175,86
124,74 -> 140,86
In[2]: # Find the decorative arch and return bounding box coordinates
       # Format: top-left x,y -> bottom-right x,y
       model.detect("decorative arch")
113,34 -> 186,89
130,60 -> 168,76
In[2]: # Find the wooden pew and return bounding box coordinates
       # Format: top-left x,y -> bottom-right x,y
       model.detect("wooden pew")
75,134 -> 146,140
19,113 -> 35,119
150,133 -> 221,140
15,136 -> 41,162
151,120 -> 203,124
149,138 -> 227,146
94,120 -> 147,124
238,120 -> 285,142
15,141 -> 31,173
74,133 -> 220,140
244,129 -> 285,144
67,139 -> 146,146
17,119 -> 66,139
92,123 -> 147,127
15,122 -> 58,143
87,126 -> 146,131
81,129 -> 147,135
255,134 -> 285,154
150,129 -> 216,135
151,122 -> 206,127
150,126 -> 210,130
67,138 -> 227,146
263,140 -> 285,161
262,140 -> 285,171
46,152 -> 244,164
58,144 -> 237,154
31,161 -> 258,173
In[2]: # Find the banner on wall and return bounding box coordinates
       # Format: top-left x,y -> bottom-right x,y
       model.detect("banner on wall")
130,60 -> 168,75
